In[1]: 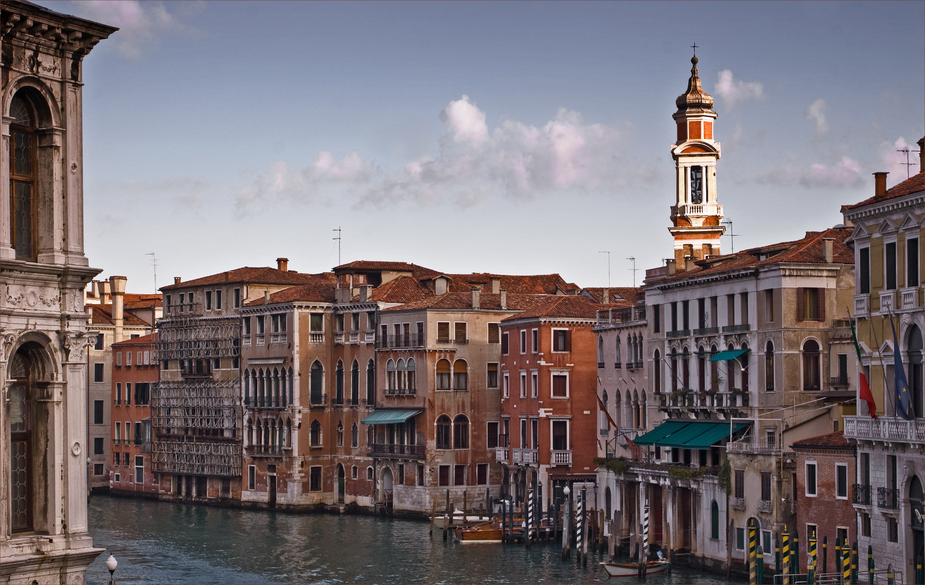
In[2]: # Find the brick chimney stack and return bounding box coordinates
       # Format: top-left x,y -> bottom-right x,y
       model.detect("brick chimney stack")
822,238 -> 834,263
111,276 -> 127,343
101,279 -> 111,304
277,258 -> 289,271
873,172 -> 889,198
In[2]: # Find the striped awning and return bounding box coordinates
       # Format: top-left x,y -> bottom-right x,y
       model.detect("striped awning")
360,409 -> 422,424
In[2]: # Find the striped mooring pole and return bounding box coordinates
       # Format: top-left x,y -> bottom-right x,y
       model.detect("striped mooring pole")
526,487 -> 533,549
775,535 -> 781,577
808,532 -> 817,585
581,487 -> 588,566
575,488 -> 584,563
867,544 -> 874,585
842,541 -> 851,585
836,537 -> 843,585
792,529 -> 800,577
757,545 -> 764,585
782,527 -> 790,585
749,519 -> 757,585
886,563 -> 894,585
851,541 -> 858,584
822,535 -> 828,574
915,553 -> 923,585
643,503 -> 649,557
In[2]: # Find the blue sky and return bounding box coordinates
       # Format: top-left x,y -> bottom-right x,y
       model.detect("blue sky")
41,1 -> 924,293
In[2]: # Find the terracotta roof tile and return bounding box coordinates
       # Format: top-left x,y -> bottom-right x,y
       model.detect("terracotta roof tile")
89,304 -> 152,327
382,292 -> 561,313
502,295 -> 600,321
791,431 -> 855,450
842,171 -> 924,211
161,267 -> 332,291
582,287 -> 644,305
111,332 -> 159,347
370,276 -> 432,304
245,279 -> 337,306
446,273 -> 577,295
334,261 -> 441,280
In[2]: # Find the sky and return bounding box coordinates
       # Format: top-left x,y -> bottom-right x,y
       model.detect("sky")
39,1 -> 925,294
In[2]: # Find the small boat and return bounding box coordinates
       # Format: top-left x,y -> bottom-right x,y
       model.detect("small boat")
600,560 -> 671,578
454,520 -> 503,543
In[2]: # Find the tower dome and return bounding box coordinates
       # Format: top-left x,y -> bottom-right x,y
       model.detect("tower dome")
675,56 -> 715,115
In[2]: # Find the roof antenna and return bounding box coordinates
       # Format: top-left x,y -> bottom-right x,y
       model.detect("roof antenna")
333,227 -> 342,266
722,220 -> 737,254
627,257 -> 637,288
896,147 -> 920,179
146,252 -> 158,293
599,251 -> 611,289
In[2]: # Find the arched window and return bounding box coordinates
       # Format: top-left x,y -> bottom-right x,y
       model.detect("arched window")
624,390 -> 633,430
710,345 -> 719,390
670,348 -> 678,392
598,337 -> 605,365
682,346 -> 690,389
453,360 -> 468,391
366,359 -> 375,404
697,346 -> 706,392
243,369 -> 251,406
285,418 -> 291,448
726,343 -> 737,391
336,423 -> 344,447
288,367 -> 294,405
436,415 -> 451,449
397,359 -> 406,391
310,420 -> 322,447
407,358 -> 416,393
601,390 -> 609,433
386,359 -> 396,392
633,390 -> 640,429
653,349 -> 661,393
351,360 -> 360,405
740,343 -> 749,392
335,360 -> 345,404
453,414 -> 469,449
765,341 -> 775,392
8,344 -> 49,532
802,340 -> 821,391
436,359 -> 451,390
9,95 -> 37,260
310,361 -> 324,404
614,391 -> 622,428
351,422 -> 359,447
616,336 -> 622,367
273,367 -> 280,407
908,325 -> 923,418
711,500 -> 720,539
257,369 -> 265,406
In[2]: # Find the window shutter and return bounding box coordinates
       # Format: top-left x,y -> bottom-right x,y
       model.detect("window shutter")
816,288 -> 825,322
796,288 -> 804,322
564,330 -> 571,352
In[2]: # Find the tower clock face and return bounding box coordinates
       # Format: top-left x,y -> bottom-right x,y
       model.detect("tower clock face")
690,166 -> 703,204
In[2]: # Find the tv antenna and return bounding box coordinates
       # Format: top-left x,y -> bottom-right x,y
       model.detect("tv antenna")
896,147 -> 920,179
599,251 -> 611,289
722,220 -> 737,254
333,227 -> 342,266
146,252 -> 158,293
627,257 -> 637,288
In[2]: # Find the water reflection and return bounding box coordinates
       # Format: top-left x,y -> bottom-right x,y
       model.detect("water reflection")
87,495 -> 730,584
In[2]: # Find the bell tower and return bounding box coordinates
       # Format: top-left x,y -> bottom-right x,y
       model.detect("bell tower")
668,51 -> 725,267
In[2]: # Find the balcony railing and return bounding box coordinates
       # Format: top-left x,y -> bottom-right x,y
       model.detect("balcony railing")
595,306 -> 646,326
551,450 -> 572,466
879,290 -> 896,314
496,448 -> 510,464
377,334 -> 425,349
731,497 -> 745,510
349,331 -> 359,344
694,326 -> 720,336
843,416 -> 925,444
309,332 -> 324,343
246,445 -> 285,458
368,443 -> 425,459
513,448 -> 538,465
334,331 -> 345,344
900,287 -> 920,311
829,376 -> 850,389
878,487 -> 899,510
364,330 -> 376,343
722,324 -> 751,334
852,483 -> 872,505
667,329 -> 691,339
854,295 -> 869,318
383,387 -> 417,397
672,202 -> 723,217
270,332 -> 287,344
727,441 -> 778,455
757,499 -> 772,514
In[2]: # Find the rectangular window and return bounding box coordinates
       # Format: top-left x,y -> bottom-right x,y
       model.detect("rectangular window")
137,351 -> 142,365
135,455 -> 144,483
859,247 -> 870,294
531,371 -> 538,398
520,330 -> 527,354
552,329 -> 570,352
257,315 -> 265,334
519,371 -> 527,398
126,383 -> 132,405
115,422 -> 121,443
94,437 -> 104,455
836,463 -> 848,499
309,313 -> 323,332
885,241 -> 897,290
454,464 -> 466,486
248,465 -> 256,490
437,322 -> 450,342
94,334 -> 104,350
116,352 -> 122,367
115,383 -> 121,405
144,350 -> 150,365
501,332 -> 509,355
398,464 -> 404,485
179,293 -> 185,312
126,351 -> 132,366
740,292 -> 749,325
234,288 -> 241,308
243,318 -> 251,335
215,290 -> 222,310
652,304 -> 660,333
502,373 -> 510,398
551,420 -> 568,450
761,471 -> 772,501
837,354 -> 848,385
134,422 -> 142,445
806,524 -> 817,541
310,467 -> 322,492
94,400 -> 104,424
94,363 -> 104,382
836,527 -> 848,549
531,418 -> 538,450
806,462 -> 817,496
861,513 -> 871,537
551,373 -> 568,398
454,322 -> 467,343
908,237 -> 920,287
439,465 -> 450,486
762,531 -> 772,557
734,469 -> 745,499
798,287 -> 824,322
531,329 -> 539,353
520,418 -> 527,448
477,463 -> 488,485
736,527 -> 745,551
488,323 -> 500,344
93,463 -> 104,476
487,363 -> 499,388
888,517 -> 898,542
205,290 -> 212,310
487,422 -> 499,449
765,290 -> 774,322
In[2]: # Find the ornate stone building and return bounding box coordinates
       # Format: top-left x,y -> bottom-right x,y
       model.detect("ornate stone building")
1,2 -> 115,582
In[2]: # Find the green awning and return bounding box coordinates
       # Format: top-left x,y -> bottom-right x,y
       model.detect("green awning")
633,420 -> 689,446
709,349 -> 748,362
361,409 -> 422,425
633,421 -> 749,449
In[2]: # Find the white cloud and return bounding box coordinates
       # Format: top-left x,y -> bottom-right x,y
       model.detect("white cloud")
714,70 -> 764,108
755,155 -> 863,188
878,137 -> 919,180
72,1 -> 201,59
805,99 -> 828,137
236,96 -> 643,213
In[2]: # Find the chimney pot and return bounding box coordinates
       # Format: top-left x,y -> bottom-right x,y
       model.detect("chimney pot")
174,277 -> 182,285
111,276 -> 126,343
873,172 -> 889,198
100,280 -> 112,304
265,290 -> 271,303
277,257 -> 289,272
666,259 -> 676,277
822,238 -> 834,263
603,288 -> 610,304
685,256 -> 696,271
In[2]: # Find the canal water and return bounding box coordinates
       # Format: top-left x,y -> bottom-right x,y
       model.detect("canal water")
86,495 -> 731,584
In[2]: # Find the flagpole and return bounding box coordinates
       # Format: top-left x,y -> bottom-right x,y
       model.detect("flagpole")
867,312 -> 896,416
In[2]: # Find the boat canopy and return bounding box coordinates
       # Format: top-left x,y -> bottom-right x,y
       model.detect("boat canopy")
632,420 -> 749,449
360,409 -> 422,424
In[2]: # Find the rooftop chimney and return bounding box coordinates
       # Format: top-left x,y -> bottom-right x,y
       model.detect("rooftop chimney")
101,279 -> 111,304
602,288 -> 610,304
822,238 -> 834,263
685,256 -> 696,271
666,258 -> 676,277
490,278 -> 501,294
919,137 -> 924,175
265,290 -> 271,303
500,289 -> 507,310
471,289 -> 480,310
277,257 -> 289,272
111,276 -> 127,343
359,285 -> 373,303
873,172 -> 889,198
174,277 -> 182,285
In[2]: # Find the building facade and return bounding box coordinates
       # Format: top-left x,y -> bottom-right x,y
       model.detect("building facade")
0,2 -> 115,582
792,431 -> 857,552
841,154 -> 924,580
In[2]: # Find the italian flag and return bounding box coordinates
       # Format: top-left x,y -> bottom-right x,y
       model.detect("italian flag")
850,318 -> 877,419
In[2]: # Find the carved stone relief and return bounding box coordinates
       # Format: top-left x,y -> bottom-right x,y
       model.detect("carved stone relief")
3,283 -> 61,310
59,331 -> 94,362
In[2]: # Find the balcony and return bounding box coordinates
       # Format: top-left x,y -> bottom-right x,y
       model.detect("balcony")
900,287 -> 920,311
672,202 -> 723,217
368,443 -> 425,459
349,331 -> 359,344
828,376 -> 849,389
309,332 -> 324,343
722,324 -> 751,334
270,332 -> 287,344
256,333 -> 265,346
383,387 -> 417,397
879,290 -> 896,314
852,483 -> 872,506
377,334 -> 425,349
246,445 -> 285,458
243,337 -> 252,347
727,441 -> 778,455
843,416 -> 925,444
513,448 -> 538,465
878,487 -> 899,510
667,329 -> 691,339
854,295 -> 869,318
595,306 -> 646,326
364,329 -> 376,344
617,430 -> 644,445
551,450 -> 572,466
694,326 -> 720,336
496,448 -> 510,464
243,397 -> 287,410
334,331 -> 345,344
757,499 -> 772,514
731,497 -> 745,510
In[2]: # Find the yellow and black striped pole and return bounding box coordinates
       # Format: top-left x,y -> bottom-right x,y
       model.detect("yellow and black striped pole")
887,563 -> 894,585
749,519 -> 757,585
851,541 -> 858,584
867,544 -> 874,585
842,539 -> 851,585
808,532 -> 817,585
836,537 -> 843,585
782,528 -> 790,585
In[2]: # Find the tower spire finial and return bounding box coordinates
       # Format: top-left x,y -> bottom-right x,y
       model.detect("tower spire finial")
691,42 -> 698,56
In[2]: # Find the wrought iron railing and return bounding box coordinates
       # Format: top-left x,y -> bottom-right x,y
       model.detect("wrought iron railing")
368,443 -> 425,458
852,483 -> 872,505
877,486 -> 899,510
